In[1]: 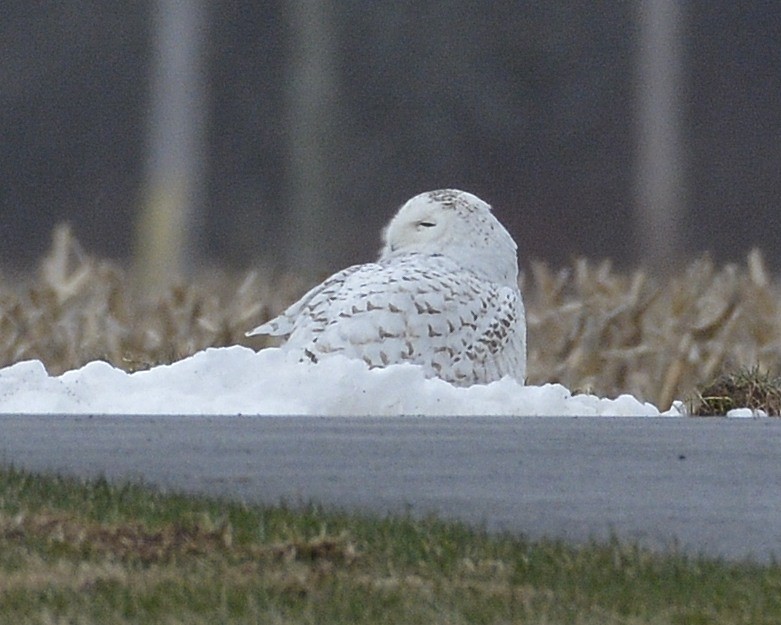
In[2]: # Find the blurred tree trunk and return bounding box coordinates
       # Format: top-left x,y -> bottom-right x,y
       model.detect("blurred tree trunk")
634,0 -> 686,273
135,0 -> 208,293
285,0 -> 340,273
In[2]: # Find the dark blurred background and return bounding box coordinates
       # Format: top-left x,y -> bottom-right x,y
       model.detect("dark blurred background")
2,1 -> 780,283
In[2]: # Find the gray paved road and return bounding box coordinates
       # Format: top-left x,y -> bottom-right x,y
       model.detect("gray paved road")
1,415 -> 779,561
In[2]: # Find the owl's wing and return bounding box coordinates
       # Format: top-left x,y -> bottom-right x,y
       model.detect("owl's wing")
250,255 -> 523,384
449,281 -> 526,383
245,263 -> 373,338
386,269 -> 524,384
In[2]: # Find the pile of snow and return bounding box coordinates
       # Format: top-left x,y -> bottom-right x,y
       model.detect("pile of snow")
0,346 -> 684,416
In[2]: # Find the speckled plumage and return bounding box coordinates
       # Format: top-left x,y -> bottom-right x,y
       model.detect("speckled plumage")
247,189 -> 526,386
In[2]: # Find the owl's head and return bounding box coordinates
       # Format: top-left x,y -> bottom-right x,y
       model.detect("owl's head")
380,189 -> 519,286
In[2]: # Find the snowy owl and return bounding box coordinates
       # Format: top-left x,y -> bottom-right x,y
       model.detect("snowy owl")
247,189 -> 526,386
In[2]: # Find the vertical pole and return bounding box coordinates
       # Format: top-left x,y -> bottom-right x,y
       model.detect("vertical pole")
635,0 -> 685,273
136,0 -> 208,293
285,0 -> 339,272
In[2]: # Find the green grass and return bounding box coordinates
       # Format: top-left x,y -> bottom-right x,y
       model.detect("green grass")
692,365 -> 781,416
2,468 -> 781,624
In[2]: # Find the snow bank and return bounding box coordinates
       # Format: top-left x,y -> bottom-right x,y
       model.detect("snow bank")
0,346 -> 683,416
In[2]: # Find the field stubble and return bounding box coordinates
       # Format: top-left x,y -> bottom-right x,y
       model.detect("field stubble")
2,224 -> 781,411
